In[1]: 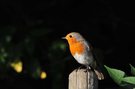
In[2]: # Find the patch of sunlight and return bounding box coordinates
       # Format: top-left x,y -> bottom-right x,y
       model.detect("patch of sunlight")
10,59 -> 23,73
40,71 -> 47,79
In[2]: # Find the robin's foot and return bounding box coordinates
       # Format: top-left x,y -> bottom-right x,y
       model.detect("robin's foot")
76,65 -> 84,72
84,66 -> 91,72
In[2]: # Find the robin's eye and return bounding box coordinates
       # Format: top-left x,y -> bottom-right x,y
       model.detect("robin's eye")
69,35 -> 72,38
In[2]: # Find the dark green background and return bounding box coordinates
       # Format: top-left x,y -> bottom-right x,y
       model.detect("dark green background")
0,0 -> 135,89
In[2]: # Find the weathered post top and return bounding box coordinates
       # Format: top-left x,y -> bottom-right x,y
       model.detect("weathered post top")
69,69 -> 98,89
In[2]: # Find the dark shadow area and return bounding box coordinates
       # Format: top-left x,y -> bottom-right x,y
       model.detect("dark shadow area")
0,0 -> 135,89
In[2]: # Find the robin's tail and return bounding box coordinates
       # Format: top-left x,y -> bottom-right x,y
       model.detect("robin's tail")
92,60 -> 104,80
94,69 -> 104,80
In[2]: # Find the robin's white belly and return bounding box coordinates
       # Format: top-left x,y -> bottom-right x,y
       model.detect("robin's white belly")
73,53 -> 93,65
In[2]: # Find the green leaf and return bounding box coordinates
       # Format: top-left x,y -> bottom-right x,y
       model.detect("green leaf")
104,65 -> 125,86
129,64 -> 135,76
122,77 -> 135,85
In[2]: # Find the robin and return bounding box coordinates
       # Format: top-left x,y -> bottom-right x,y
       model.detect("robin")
62,32 -> 104,80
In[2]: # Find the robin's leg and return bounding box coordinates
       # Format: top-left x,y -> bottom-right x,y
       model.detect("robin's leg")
78,65 -> 84,69
76,65 -> 85,72
88,66 -> 104,80
84,65 -> 91,72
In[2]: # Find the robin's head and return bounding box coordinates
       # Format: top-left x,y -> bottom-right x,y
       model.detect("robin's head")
62,32 -> 85,45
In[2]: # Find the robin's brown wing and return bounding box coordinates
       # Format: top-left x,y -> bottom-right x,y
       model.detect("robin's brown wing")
87,42 -> 105,80
92,48 -> 105,80
84,40 -> 104,80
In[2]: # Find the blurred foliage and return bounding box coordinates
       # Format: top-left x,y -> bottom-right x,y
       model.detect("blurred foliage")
105,65 -> 135,89
0,0 -> 135,89
0,27 -> 45,78
0,27 -> 67,89
48,41 -> 67,89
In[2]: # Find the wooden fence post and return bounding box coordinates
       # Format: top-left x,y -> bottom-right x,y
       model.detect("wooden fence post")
69,69 -> 98,89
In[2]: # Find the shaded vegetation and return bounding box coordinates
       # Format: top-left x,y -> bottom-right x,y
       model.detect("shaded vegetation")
105,65 -> 135,89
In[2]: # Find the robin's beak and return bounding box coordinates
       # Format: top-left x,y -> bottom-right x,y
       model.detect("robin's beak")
62,37 -> 66,39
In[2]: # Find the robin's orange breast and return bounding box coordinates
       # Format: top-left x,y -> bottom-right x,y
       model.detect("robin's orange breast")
69,42 -> 85,56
